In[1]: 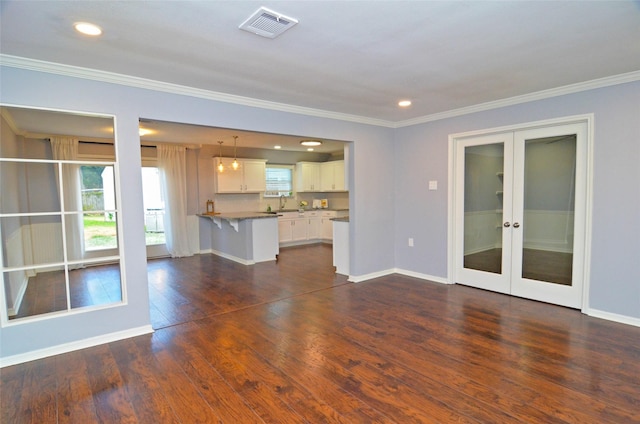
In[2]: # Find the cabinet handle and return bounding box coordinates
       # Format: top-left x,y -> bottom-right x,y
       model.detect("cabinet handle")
513,222 -> 520,228
503,222 -> 511,227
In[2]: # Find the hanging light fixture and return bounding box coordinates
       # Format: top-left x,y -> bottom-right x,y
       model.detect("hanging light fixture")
232,135 -> 239,170
217,140 -> 224,172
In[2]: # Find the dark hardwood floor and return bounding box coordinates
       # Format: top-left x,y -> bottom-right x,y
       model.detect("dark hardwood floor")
2,244 -> 639,423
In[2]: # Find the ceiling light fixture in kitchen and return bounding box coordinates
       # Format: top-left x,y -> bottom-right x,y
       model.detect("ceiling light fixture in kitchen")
398,100 -> 412,107
232,136 -> 239,170
217,141 -> 224,172
300,140 -> 322,147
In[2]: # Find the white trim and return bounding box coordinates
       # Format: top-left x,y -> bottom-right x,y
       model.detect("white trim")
349,268 -> 395,283
586,309 -> 640,328
396,71 -> 640,127
0,55 -> 393,128
394,269 -> 452,285
210,249 -> 254,265
0,325 -> 154,368
2,54 -> 638,128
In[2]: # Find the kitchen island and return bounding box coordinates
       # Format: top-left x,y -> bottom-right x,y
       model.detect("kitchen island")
198,212 -> 279,265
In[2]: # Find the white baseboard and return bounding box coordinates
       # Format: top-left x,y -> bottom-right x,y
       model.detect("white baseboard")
349,268 -> 396,283
210,249 -> 254,265
585,308 -> 640,328
394,268 -> 452,285
0,325 -> 154,368
349,268 -> 451,285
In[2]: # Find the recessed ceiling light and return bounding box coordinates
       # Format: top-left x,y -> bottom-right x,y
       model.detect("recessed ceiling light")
398,100 -> 412,107
74,22 -> 102,36
307,148 -> 314,151
300,140 -> 322,147
274,145 -> 282,149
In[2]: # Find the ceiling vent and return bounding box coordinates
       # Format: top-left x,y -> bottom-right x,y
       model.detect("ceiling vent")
239,7 -> 298,39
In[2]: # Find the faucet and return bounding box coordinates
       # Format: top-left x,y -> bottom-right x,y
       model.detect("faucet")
279,194 -> 286,210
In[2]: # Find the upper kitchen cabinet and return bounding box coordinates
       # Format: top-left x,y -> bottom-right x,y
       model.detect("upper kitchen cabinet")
296,162 -> 321,192
320,160 -> 346,191
214,158 -> 267,193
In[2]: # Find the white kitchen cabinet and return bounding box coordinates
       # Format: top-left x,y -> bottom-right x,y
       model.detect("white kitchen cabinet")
320,160 -> 345,191
306,211 -> 322,239
296,162 -> 321,192
278,211 -> 308,243
214,158 -> 266,193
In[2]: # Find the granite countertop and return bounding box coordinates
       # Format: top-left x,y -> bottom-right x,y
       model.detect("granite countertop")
331,216 -> 349,222
198,212 -> 278,221
270,208 -> 349,213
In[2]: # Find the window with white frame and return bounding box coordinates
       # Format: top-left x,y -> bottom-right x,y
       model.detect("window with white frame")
265,165 -> 293,197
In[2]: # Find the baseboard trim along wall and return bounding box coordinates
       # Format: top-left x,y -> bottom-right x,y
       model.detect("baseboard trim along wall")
586,308 -> 640,328
349,269 -> 451,285
394,269 -> 452,285
0,325 -> 154,368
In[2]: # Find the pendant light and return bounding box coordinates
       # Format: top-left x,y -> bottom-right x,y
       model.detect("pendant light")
217,140 -> 224,172
232,135 -> 239,170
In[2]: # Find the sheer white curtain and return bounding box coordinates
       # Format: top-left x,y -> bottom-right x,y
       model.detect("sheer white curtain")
50,136 -> 84,265
157,144 -> 193,257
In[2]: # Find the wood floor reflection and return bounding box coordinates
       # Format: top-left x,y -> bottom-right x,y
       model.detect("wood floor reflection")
3,244 -> 639,423
464,248 -> 573,285
11,264 -> 122,319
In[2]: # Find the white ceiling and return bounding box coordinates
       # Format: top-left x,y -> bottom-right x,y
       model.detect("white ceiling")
1,1 -> 639,145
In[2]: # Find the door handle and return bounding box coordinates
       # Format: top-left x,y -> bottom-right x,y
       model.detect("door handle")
503,222 -> 511,228
513,222 -> 520,228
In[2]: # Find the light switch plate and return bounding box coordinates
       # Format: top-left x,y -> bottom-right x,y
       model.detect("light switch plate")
428,180 -> 438,190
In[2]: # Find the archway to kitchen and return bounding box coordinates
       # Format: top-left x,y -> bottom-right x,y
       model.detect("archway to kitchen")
138,119 -> 351,329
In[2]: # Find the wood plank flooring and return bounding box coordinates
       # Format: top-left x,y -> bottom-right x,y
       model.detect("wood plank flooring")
2,244 -> 640,423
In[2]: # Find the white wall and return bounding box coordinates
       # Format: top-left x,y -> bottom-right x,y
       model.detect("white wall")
394,81 -> 640,320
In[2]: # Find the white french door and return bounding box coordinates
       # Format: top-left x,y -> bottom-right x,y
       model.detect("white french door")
454,121 -> 588,308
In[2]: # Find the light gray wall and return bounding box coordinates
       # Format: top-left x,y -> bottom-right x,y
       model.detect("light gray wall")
394,81 -> 640,319
0,66 -> 396,359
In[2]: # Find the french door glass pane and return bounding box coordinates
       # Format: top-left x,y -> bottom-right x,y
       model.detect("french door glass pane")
522,135 -> 576,285
463,143 -> 504,274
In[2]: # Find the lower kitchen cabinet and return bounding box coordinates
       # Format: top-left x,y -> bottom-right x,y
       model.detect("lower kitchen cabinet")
278,210 -> 347,245
307,211 -> 322,239
278,212 -> 308,243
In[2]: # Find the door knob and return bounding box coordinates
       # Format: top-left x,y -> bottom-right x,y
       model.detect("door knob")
503,222 -> 511,227
513,222 -> 520,228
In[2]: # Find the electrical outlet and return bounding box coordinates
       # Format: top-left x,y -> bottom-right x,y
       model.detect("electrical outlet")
408,238 -> 414,247
428,180 -> 438,190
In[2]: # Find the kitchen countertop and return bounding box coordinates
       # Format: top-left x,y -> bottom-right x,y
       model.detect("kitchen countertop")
269,208 -> 349,213
198,212 -> 278,221
331,216 -> 349,222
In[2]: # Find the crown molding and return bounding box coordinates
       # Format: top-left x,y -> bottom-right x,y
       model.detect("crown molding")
2,55 -> 638,130
394,70 -> 640,128
0,55 -> 395,128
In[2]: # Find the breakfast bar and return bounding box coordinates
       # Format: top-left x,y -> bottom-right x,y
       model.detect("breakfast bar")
198,212 -> 279,265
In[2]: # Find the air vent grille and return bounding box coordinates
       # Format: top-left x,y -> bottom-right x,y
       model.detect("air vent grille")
239,7 -> 298,39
